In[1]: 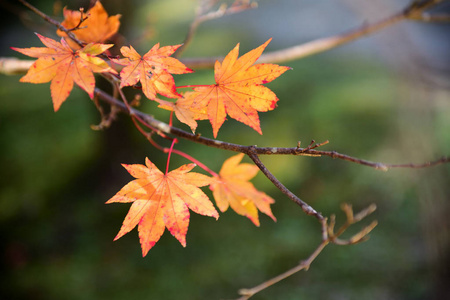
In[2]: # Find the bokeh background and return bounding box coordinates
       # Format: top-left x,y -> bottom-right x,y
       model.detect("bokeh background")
1,0 -> 449,299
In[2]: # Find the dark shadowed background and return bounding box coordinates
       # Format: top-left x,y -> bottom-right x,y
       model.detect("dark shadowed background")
1,0 -> 449,299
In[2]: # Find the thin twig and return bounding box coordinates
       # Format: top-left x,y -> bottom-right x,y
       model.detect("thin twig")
237,241 -> 329,300
17,0 -> 85,48
66,8 -> 88,32
247,147 -> 324,220
409,12 -> 450,22
91,84 -> 119,130
175,1 -> 257,58
237,204 -> 377,299
179,0 -> 448,68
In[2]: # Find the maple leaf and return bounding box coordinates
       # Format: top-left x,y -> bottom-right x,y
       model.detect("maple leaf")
12,33 -> 116,111
114,44 -> 193,100
190,38 -> 291,137
107,158 -> 218,256
210,153 -> 276,226
157,92 -> 208,132
57,0 -> 121,49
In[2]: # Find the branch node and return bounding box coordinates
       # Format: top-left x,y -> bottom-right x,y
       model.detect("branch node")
238,288 -> 252,296
375,163 -> 389,171
300,260 -> 310,271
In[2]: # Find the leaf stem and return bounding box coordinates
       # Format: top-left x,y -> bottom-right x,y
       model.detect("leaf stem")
176,84 -> 212,89
169,148 -> 219,177
165,138 -> 177,175
132,115 -> 218,177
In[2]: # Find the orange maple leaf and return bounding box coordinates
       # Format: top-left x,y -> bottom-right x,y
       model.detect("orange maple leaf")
114,44 -> 193,100
157,92 -> 208,132
107,158 -> 219,256
57,1 -> 121,49
210,153 -> 276,226
12,33 -> 116,111
190,38 -> 290,137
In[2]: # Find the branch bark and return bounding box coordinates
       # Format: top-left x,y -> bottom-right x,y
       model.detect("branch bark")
180,0 -> 449,68
94,88 -> 450,172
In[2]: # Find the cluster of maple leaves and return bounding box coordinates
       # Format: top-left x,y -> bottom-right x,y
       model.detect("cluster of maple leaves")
12,1 -> 289,256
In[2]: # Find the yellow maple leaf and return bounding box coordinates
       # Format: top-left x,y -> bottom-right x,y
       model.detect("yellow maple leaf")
190,39 -> 290,137
210,153 -> 276,226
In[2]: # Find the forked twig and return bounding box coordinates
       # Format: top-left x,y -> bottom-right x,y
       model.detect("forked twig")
90,84 -> 120,130
236,204 -> 378,299
66,7 -> 88,32
16,0 -> 85,48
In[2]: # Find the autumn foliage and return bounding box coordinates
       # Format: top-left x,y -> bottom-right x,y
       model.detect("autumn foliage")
190,39 -> 290,137
11,34 -> 115,111
112,44 -> 193,100
12,0 -> 289,256
210,153 -> 276,226
56,1 -> 120,49
106,158 -> 218,256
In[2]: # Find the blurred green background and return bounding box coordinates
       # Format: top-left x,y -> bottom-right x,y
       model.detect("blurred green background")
1,0 -> 449,299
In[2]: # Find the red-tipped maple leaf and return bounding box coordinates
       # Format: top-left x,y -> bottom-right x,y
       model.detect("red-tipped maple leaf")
12,34 -> 116,111
107,158 -> 218,256
210,153 -> 276,226
113,44 -> 193,100
57,0 -> 121,49
190,38 -> 291,137
157,92 -> 208,132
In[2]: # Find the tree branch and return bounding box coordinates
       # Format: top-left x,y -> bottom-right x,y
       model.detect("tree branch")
91,87 -> 450,220
180,0 -> 449,69
0,57 -> 33,75
0,56 -> 448,172
238,240 -> 329,300
94,88 -> 450,172
247,147 -> 324,220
